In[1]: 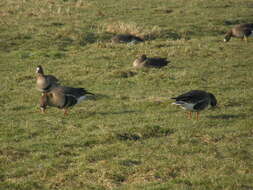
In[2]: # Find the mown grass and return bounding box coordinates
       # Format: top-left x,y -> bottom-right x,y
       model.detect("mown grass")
0,0 -> 253,189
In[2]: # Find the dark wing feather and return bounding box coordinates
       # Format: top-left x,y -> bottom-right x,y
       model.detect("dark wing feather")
172,90 -> 207,103
147,58 -> 168,67
240,23 -> 253,29
64,95 -> 78,108
60,86 -> 94,97
242,28 -> 252,36
61,87 -> 94,108
111,34 -> 130,43
193,100 -> 209,111
45,75 -> 59,84
132,36 -> 144,42
112,34 -> 143,43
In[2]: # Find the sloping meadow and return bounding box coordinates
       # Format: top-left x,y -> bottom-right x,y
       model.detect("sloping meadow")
0,0 -> 253,189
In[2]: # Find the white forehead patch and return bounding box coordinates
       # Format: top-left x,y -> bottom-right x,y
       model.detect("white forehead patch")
36,67 -> 40,72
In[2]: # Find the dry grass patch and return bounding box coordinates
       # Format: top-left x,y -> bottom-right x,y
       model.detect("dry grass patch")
99,21 -> 162,40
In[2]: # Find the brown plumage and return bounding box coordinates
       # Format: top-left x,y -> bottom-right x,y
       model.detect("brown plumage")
224,23 -> 253,42
40,85 -> 94,115
36,65 -> 60,93
111,34 -> 144,44
133,54 -> 169,68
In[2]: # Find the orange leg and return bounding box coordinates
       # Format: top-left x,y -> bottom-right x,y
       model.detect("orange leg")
63,108 -> 68,116
186,112 -> 192,119
196,112 -> 200,120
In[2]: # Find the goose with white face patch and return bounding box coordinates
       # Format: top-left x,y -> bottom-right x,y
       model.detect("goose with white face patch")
171,90 -> 217,120
36,65 -> 60,94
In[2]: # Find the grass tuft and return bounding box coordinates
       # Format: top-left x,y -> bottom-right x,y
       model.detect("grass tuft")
100,21 -> 162,40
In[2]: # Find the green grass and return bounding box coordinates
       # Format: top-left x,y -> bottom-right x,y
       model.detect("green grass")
1,0 -> 253,189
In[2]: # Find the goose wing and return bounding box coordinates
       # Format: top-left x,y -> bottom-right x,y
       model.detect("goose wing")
55,86 -> 93,98
45,75 -> 59,84
147,58 -> 168,67
172,90 -> 208,103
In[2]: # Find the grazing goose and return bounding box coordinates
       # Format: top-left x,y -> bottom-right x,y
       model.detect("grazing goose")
36,65 -> 60,93
224,23 -> 253,42
133,54 -> 169,68
111,34 -> 144,44
171,90 -> 217,120
39,85 -> 94,115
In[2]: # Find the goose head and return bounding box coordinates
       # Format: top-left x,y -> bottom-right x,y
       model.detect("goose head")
36,65 -> 44,74
224,30 -> 232,42
208,93 -> 217,107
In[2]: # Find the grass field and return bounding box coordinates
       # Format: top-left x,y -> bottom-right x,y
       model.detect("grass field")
1,0 -> 253,189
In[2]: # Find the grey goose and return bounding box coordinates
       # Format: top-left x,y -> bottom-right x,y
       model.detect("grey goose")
133,54 -> 169,68
224,23 -> 253,42
40,85 -> 94,115
171,90 -> 217,120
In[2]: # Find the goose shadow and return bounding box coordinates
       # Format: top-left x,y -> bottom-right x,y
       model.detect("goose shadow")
207,114 -> 247,120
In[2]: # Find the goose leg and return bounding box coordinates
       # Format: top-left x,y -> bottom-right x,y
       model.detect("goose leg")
244,35 -> 248,43
187,112 -> 192,119
63,108 -> 68,116
196,112 -> 200,120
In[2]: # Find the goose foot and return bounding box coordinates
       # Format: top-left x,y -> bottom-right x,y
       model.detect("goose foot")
187,112 -> 192,119
63,109 -> 68,116
196,112 -> 200,120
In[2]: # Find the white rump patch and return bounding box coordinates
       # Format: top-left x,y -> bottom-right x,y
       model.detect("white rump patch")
77,96 -> 87,104
172,101 -> 195,111
223,39 -> 227,42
